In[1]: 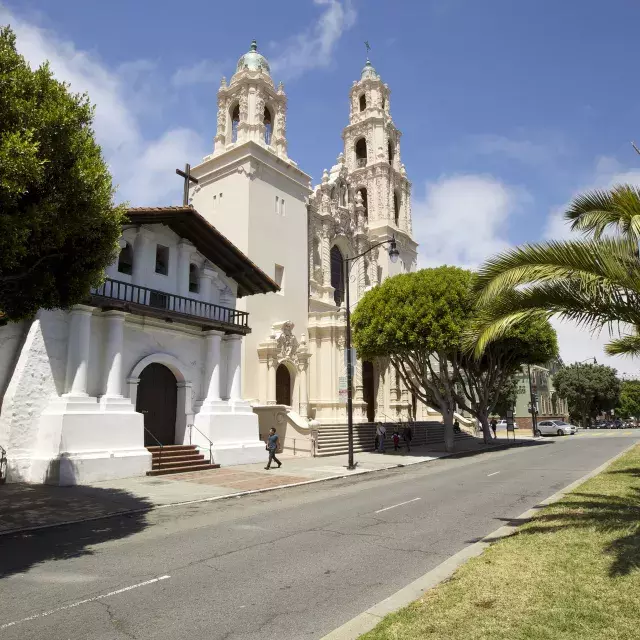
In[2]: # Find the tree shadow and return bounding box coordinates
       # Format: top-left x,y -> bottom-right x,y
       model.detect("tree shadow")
479,468 -> 640,577
0,480 -> 153,578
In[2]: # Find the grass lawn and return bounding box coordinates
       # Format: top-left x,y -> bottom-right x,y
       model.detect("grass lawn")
361,444 -> 640,640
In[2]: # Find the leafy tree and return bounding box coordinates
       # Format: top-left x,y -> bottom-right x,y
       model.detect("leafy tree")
470,185 -> 640,358
0,26 -> 124,321
351,267 -> 558,450
492,375 -> 519,418
616,379 -> 640,419
553,363 -> 621,428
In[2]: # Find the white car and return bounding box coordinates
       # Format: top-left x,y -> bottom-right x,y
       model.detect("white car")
536,420 -> 577,436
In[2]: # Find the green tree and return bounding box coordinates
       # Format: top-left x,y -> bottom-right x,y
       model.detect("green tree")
492,375 -> 519,418
470,185 -> 640,358
553,363 -> 621,428
616,379 -> 640,419
0,26 -> 124,322
351,267 -> 558,449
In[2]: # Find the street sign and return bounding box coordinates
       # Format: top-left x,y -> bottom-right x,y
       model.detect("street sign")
339,375 -> 348,402
506,410 -> 515,440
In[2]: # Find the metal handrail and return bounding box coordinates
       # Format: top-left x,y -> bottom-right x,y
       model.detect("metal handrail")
143,424 -> 164,469
188,424 -> 214,465
91,278 -> 249,328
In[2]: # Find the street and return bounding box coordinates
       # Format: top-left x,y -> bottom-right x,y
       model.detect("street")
1,432 -> 637,640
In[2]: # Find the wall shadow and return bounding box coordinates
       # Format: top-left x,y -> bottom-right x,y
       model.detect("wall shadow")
0,482 -> 153,578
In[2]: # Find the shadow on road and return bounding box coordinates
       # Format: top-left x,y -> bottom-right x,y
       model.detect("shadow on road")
0,484 -> 152,578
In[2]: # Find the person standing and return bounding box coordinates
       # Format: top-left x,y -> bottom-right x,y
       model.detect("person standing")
393,429 -> 400,451
376,422 -> 386,453
265,427 -> 282,470
403,423 -> 413,452
490,417 -> 498,439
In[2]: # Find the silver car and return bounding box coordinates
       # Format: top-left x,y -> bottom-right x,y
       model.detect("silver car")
536,420 -> 577,436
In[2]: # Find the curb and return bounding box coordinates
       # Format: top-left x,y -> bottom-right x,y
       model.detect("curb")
319,440 -> 638,640
0,440 -> 531,538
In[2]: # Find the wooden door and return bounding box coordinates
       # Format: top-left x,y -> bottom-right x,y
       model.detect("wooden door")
363,361 -> 376,423
275,364 -> 291,406
136,363 -> 177,446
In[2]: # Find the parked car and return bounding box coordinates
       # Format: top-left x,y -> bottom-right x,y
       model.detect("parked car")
535,420 -> 577,436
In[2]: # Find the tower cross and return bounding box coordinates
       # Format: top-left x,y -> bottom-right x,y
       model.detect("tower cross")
175,163 -> 199,206
364,40 -> 371,58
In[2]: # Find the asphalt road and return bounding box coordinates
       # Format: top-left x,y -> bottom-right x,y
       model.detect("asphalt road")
1,432 -> 637,640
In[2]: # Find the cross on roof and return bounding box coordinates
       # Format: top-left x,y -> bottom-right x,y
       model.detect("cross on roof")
175,163 -> 199,206
364,40 -> 371,58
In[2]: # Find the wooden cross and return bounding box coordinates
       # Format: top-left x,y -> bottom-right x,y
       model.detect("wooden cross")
175,163 -> 199,206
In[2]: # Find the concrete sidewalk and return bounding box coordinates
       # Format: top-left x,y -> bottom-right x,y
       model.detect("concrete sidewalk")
0,436 -> 532,536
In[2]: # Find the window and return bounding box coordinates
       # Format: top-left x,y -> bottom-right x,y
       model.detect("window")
263,106 -> 273,145
155,245 -> 169,275
330,245 -> 344,307
230,103 -> 240,143
394,191 -> 400,226
359,94 -> 366,111
213,195 -> 217,211
382,96 -> 386,111
275,195 -> 279,214
355,138 -> 367,168
280,198 -> 285,216
117,241 -> 133,275
388,140 -> 395,165
274,264 -> 284,293
189,263 -> 199,293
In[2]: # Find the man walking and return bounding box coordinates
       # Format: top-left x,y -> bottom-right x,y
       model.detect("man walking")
265,427 -> 282,470
402,423 -> 413,452
490,417 -> 498,439
376,422 -> 386,453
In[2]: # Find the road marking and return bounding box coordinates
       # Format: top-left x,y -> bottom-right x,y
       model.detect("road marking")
487,471 -> 500,477
0,575 -> 170,630
375,498 -> 421,514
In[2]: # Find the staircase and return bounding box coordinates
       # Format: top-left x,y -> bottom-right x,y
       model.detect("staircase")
146,445 -> 220,476
315,421 -> 475,457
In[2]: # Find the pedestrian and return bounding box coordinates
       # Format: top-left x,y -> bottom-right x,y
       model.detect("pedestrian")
490,417 -> 497,439
376,422 -> 386,453
393,429 -> 400,451
453,419 -> 461,433
402,423 -> 413,452
265,427 -> 282,470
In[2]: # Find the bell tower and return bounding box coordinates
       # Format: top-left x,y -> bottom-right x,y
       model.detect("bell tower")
212,40 -> 289,160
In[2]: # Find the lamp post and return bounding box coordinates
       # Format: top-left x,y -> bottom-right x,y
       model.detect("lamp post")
344,236 -> 400,470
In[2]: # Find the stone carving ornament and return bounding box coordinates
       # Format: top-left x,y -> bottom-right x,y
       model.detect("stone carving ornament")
277,321 -> 299,359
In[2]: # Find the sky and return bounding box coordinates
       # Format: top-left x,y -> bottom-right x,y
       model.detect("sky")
3,0 -> 640,376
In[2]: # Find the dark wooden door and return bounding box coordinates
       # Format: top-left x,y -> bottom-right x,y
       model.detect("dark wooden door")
363,361 -> 376,422
136,363 -> 177,446
275,364 -> 291,406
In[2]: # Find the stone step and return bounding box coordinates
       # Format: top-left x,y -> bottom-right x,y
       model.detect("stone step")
147,445 -> 198,453
153,457 -> 207,469
146,463 -> 220,476
150,451 -> 204,461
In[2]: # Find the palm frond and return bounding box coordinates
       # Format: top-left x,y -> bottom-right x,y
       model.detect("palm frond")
605,330 -> 640,357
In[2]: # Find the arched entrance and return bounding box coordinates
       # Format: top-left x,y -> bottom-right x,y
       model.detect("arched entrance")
363,360 -> 376,422
276,363 -> 291,406
136,363 -> 177,446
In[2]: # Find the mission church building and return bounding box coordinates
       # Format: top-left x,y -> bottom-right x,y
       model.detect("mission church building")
189,40 -> 420,448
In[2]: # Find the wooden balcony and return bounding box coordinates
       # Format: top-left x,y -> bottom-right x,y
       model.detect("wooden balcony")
90,278 -> 250,334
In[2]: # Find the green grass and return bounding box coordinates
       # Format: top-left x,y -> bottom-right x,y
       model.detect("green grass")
361,445 -> 640,640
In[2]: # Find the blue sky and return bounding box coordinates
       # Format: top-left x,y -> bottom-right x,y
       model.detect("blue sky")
3,0 -> 640,373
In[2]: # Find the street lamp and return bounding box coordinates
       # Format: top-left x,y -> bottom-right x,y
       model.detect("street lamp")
344,235 -> 400,470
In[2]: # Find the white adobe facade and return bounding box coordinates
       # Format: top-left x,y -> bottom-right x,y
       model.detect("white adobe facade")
189,41 -> 423,448
0,206 -> 278,484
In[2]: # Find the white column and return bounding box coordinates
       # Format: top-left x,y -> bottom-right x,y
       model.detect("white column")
176,240 -> 193,298
226,335 -> 243,401
132,227 -> 153,286
202,330 -> 224,405
267,356 -> 277,405
299,364 -> 309,418
64,305 -> 94,397
102,310 -> 125,398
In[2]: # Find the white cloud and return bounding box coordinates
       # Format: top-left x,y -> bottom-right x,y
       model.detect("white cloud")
270,0 -> 356,80
413,174 -> 528,269
2,7 -> 208,205
171,59 -> 225,87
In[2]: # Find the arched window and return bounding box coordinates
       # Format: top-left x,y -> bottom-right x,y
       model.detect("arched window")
276,364 -> 291,406
330,245 -> 345,307
388,140 -> 395,165
394,191 -> 400,226
230,103 -> 240,143
189,263 -> 199,293
382,96 -> 386,111
358,188 -> 368,220
355,138 -> 367,168
263,106 -> 272,145
359,94 -> 366,111
117,242 -> 133,275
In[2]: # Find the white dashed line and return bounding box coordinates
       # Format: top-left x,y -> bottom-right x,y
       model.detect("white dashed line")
375,497 -> 421,513
0,575 -> 170,630
487,471 -> 500,477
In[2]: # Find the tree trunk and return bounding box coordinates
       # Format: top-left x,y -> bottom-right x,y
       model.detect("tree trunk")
478,413 -> 493,443
443,411 -> 455,452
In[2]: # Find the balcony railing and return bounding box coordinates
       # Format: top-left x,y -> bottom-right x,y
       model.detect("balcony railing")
90,278 -> 250,332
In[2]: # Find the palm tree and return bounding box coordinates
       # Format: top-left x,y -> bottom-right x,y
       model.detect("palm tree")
472,184 -> 640,357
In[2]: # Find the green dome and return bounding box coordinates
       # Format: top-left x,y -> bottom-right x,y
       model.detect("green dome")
361,58 -> 379,80
236,40 -> 271,75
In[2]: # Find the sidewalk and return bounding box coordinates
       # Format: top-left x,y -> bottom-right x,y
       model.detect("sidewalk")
0,436 -> 533,536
